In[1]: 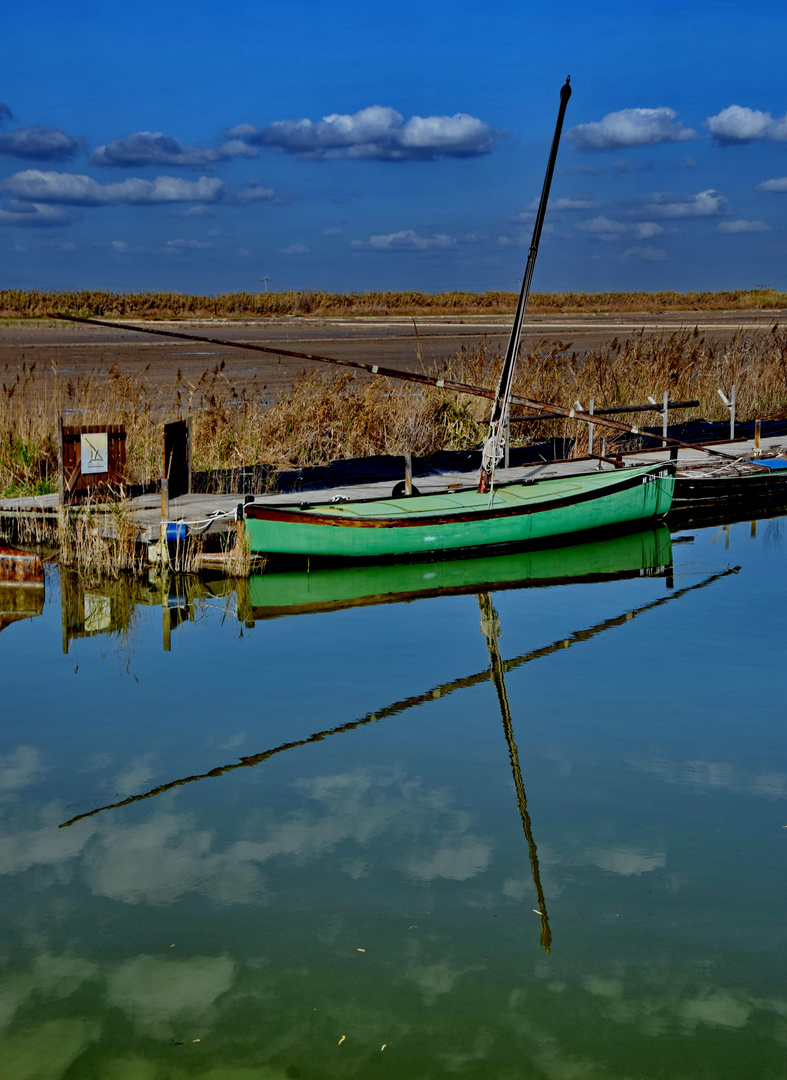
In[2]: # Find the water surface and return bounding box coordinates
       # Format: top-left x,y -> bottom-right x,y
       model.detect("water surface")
1,515 -> 785,1079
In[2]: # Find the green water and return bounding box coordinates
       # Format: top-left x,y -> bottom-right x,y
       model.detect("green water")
0,516 -> 785,1079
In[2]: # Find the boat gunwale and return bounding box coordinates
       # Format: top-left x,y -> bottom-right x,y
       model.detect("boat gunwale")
245,462 -> 675,531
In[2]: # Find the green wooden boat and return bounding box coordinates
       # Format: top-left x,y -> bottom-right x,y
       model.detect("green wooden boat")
247,524 -> 673,618
243,462 -> 675,560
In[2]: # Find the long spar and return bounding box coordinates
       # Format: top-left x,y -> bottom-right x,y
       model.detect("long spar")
47,312 -> 738,460
59,564 -> 738,831
479,76 -> 573,494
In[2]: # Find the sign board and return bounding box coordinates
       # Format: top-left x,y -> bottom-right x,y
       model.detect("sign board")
80,432 -> 109,474
58,422 -> 126,505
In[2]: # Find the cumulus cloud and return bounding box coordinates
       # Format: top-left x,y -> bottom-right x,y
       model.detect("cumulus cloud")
248,105 -> 495,160
638,189 -> 727,219
280,243 -> 309,255
0,170 -> 278,207
575,216 -> 664,241
352,229 -> 457,251
0,125 -> 79,162
569,107 -> 696,151
706,105 -> 787,145
757,177 -> 787,193
717,219 -> 770,233
91,131 -> 258,167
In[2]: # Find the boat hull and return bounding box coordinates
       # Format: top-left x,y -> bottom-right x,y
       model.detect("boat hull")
248,525 -> 673,618
244,463 -> 675,559
674,467 -> 787,506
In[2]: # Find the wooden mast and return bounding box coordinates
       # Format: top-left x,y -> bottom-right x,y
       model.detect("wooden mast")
478,76 -> 572,494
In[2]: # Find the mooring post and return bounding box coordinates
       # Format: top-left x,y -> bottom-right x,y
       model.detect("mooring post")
755,418 -> 761,451
57,416 -> 64,508
404,454 -> 413,495
662,390 -> 669,444
161,476 -> 169,521
588,398 -> 594,457
730,384 -> 736,440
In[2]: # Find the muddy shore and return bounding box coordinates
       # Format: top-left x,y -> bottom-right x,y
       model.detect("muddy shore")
1,310 -> 784,401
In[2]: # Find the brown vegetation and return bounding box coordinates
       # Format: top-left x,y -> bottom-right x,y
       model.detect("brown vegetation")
2,287 -> 787,320
1,327 -> 786,498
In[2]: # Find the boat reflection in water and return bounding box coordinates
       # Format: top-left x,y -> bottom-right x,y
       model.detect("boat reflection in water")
248,524 -> 674,620
57,526 -> 674,652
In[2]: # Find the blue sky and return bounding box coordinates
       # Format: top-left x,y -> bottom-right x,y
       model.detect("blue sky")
2,0 -> 786,295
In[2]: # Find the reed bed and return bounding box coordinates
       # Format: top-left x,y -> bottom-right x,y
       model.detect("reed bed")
2,287 -> 787,320
1,327 -> 786,500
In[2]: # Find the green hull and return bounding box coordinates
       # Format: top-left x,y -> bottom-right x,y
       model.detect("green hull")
244,463 -> 675,559
248,525 -> 673,618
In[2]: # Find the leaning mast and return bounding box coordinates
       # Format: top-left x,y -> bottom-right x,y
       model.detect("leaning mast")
478,76 -> 572,494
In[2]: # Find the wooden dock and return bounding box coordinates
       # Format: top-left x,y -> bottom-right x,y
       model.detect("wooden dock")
1,434 -> 784,570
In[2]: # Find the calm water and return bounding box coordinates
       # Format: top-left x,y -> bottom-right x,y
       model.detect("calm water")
1,515 -> 785,1079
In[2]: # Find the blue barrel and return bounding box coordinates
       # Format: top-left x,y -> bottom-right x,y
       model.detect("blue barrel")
165,523 -> 189,542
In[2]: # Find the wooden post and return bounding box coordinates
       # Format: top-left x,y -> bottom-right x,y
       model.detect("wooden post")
662,390 -> 669,445
57,416 -> 64,507
160,477 -> 169,521
730,384 -> 736,440
504,410 -> 510,470
404,454 -> 413,495
163,605 -> 171,652
186,415 -> 193,494
588,397 -> 594,456
754,418 -> 761,451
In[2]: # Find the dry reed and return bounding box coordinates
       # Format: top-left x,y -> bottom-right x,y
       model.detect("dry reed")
1,327 -> 785,500
2,287 -> 787,320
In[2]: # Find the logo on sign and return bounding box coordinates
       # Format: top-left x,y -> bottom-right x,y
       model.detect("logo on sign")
81,432 -> 109,475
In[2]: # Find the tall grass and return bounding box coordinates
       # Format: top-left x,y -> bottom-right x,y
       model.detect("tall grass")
1,327 -> 785,498
2,287 -> 787,320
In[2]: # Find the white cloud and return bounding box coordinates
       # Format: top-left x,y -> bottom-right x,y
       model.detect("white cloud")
575,216 -> 664,242
0,125 -> 79,162
551,196 -> 601,210
251,105 -> 495,160
0,746 -> 45,794
162,238 -> 213,254
106,955 -> 235,1037
91,131 -> 259,167
353,229 -> 457,251
175,204 -> 216,218
0,200 -> 75,227
590,845 -> 666,875
0,170 -> 279,207
280,243 -> 309,255
757,177 -> 787,193
639,189 -> 728,219
717,219 -> 770,233
234,183 -> 279,203
569,108 -> 696,151
706,105 -> 787,145
1,170 -> 226,205
622,245 -> 668,261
